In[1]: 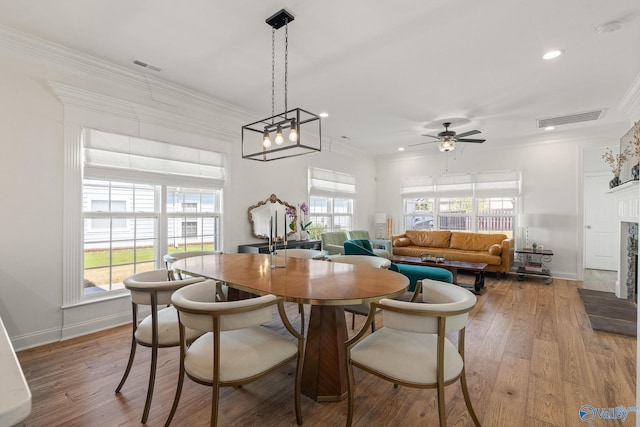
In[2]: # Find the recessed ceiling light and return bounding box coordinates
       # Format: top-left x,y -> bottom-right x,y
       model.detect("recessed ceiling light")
544,126 -> 555,131
542,50 -> 563,60
319,112 -> 329,118
398,147 -> 405,152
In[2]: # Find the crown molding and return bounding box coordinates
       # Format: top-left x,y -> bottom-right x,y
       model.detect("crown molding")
49,81 -> 238,144
619,71 -> 640,118
0,24 -> 254,124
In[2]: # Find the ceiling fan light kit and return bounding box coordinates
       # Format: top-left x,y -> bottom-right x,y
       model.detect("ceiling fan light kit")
241,9 -> 322,162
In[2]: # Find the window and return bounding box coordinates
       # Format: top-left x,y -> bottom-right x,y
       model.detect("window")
438,197 -> 472,231
83,181 -> 158,293
476,197 -> 515,235
81,130 -> 224,298
401,171 -> 520,238
404,198 -> 434,231
309,196 -> 353,237
167,187 -> 220,252
308,168 -> 356,239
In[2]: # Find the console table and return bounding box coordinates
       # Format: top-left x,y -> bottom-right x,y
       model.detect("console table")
238,239 -> 322,254
516,248 -> 553,284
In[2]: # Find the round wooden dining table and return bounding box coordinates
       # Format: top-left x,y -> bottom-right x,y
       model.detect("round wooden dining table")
173,253 -> 409,401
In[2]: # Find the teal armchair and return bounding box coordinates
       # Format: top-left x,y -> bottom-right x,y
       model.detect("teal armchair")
343,239 -> 453,292
348,230 -> 392,258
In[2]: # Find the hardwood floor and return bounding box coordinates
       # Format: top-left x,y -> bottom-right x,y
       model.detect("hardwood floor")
17,273 -> 636,426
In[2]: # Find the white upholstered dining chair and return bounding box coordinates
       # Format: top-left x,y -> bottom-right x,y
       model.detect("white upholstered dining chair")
276,248 -> 326,333
164,280 -> 304,427
345,279 -> 481,427
163,250 -> 220,280
329,255 -> 392,331
115,269 -> 205,424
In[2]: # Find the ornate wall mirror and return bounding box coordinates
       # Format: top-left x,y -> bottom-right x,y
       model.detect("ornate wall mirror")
248,194 -> 297,240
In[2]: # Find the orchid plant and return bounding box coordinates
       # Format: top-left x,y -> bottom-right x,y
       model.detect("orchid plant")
299,202 -> 312,231
286,206 -> 296,231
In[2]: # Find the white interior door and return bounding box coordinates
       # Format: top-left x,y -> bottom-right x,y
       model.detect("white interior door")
584,173 -> 618,270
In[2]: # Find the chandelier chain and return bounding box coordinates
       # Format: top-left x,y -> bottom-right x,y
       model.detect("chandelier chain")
284,20 -> 289,116
271,26 -> 275,123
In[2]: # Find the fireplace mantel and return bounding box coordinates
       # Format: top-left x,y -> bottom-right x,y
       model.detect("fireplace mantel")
610,180 -> 639,299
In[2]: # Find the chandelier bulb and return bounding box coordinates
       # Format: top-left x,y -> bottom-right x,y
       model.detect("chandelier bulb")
289,119 -> 298,142
263,130 -> 272,148
275,125 -> 284,145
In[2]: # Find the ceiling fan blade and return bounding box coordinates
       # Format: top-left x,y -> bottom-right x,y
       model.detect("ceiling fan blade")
455,130 -> 481,139
457,138 -> 485,143
420,134 -> 440,139
408,141 -> 436,147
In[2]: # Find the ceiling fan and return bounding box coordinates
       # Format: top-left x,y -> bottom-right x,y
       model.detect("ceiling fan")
410,122 -> 486,152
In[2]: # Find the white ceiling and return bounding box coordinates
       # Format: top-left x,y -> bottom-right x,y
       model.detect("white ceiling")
0,0 -> 639,156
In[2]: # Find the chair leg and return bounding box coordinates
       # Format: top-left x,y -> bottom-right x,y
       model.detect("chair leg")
140,342 -> 158,423
460,369 -> 481,426
115,302 -> 138,393
294,354 -> 303,426
437,380 -> 446,427
298,304 -> 305,334
164,363 -> 185,427
351,313 -> 356,330
211,381 -> 220,427
115,332 -> 137,393
346,360 -> 356,427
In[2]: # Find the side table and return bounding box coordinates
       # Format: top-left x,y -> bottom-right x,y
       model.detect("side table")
516,248 -> 553,284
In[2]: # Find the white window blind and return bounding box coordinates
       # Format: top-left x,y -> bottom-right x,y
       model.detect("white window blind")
308,167 -> 356,198
475,170 -> 521,197
400,176 -> 435,197
435,173 -> 474,198
401,170 -> 521,197
84,130 -> 225,188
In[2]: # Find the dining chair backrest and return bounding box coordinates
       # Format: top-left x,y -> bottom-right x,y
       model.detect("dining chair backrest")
329,255 -> 391,269
171,281 -> 276,332
123,269 -> 204,306
275,248 -> 325,259
379,279 -> 476,334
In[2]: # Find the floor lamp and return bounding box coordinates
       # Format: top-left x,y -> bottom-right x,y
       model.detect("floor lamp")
375,213 -> 387,239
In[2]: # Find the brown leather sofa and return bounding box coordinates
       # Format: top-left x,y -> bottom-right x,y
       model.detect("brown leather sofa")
392,230 -> 514,276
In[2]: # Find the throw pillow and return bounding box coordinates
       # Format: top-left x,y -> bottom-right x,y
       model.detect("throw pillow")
393,237 -> 411,247
488,244 -> 502,255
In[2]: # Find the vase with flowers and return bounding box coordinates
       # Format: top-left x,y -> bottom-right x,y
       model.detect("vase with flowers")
602,146 -> 630,188
298,202 -> 312,240
285,206 -> 298,240
631,121 -> 640,180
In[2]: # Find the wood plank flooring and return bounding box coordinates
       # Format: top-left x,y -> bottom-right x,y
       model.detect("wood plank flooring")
16,273 -> 636,426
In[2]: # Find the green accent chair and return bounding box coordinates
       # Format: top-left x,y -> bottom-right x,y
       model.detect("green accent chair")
321,231 -> 349,255
343,240 -> 453,292
348,230 -> 392,258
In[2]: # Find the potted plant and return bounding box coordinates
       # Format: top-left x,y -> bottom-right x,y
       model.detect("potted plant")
298,202 -> 312,240
602,146 -> 630,188
631,121 -> 640,180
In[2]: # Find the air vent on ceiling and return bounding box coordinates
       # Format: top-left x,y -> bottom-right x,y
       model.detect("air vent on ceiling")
537,109 -> 606,128
133,60 -> 162,72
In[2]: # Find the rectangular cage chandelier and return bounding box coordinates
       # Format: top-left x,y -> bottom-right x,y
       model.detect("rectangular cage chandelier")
241,9 -> 322,162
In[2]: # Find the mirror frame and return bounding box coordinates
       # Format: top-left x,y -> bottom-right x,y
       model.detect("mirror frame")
248,194 -> 298,240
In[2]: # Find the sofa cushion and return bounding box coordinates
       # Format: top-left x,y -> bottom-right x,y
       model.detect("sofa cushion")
488,244 -> 502,255
405,230 -> 451,248
393,237 -> 411,247
449,232 -> 506,252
